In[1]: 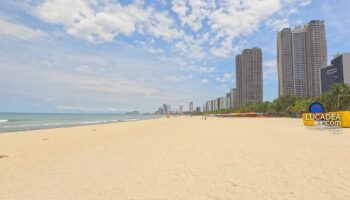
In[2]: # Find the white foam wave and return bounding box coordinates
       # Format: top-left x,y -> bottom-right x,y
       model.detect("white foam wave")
3,119 -> 122,128
0,119 -> 8,123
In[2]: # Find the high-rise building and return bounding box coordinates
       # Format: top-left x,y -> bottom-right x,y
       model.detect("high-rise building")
213,99 -> 218,111
162,104 -> 168,114
189,101 -> 194,113
292,27 -> 309,98
161,104 -> 171,114
156,107 -> 163,115
205,100 -> 211,112
236,54 -> 244,106
321,53 -> 350,92
230,88 -> 237,108
277,28 -> 294,96
277,20 -> 327,98
179,103 -> 183,114
236,48 -> 263,106
225,93 -> 231,109
306,20 -> 328,97
196,107 -> 201,113
217,97 -> 224,110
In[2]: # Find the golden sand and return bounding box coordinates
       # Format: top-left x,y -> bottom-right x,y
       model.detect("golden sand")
1,116 -> 350,199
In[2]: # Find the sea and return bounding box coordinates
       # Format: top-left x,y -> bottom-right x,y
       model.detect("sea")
0,113 -> 160,133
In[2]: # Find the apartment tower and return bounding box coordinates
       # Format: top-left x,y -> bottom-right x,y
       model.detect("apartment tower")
306,20 -> 328,97
236,48 -> 263,106
277,20 -> 327,98
189,101 -> 193,113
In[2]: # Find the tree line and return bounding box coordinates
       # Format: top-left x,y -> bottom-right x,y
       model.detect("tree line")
206,83 -> 350,116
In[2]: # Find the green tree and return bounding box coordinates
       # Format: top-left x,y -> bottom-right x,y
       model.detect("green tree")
204,84 -> 350,115
272,96 -> 301,112
318,83 -> 350,112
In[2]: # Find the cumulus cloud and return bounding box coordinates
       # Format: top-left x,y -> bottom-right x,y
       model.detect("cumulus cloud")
216,73 -> 235,87
21,0 -> 311,58
31,0 -> 184,44
33,0 -> 150,42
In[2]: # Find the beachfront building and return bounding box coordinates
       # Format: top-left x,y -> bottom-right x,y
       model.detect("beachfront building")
189,101 -> 194,113
205,100 -> 211,112
230,88 -> 237,108
321,53 -> 350,92
179,104 -> 183,114
204,87 -> 240,112
277,28 -> 294,96
306,20 -> 328,97
277,20 -> 327,98
213,99 -> 218,111
160,104 -> 171,115
156,107 -> 163,115
236,48 -> 263,106
225,93 -> 231,109
205,99 -> 219,112
217,97 -> 224,110
196,107 -> 201,113
162,104 -> 168,114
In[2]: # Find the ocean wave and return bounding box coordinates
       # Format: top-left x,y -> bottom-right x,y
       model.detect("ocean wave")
3,119 -> 122,128
119,118 -> 140,122
0,119 -> 8,123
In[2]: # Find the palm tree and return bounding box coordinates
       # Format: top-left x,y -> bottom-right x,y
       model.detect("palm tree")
318,92 -> 332,112
328,83 -> 350,111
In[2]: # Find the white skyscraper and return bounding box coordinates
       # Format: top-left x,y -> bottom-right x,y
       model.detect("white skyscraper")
179,104 -> 183,114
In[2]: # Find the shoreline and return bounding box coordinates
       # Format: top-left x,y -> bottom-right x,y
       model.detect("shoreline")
0,114 -> 162,134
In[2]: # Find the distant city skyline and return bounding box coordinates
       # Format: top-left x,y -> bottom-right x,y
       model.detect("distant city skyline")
1,1 -> 350,113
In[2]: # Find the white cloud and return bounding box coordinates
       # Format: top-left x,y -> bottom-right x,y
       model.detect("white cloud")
216,73 -> 234,85
179,64 -> 216,74
164,75 -> 186,82
198,67 -> 216,73
265,0 -> 311,31
76,65 -> 92,73
0,18 -> 45,40
34,0 -> 152,43
32,0 -> 184,43
144,11 -> 183,42
263,59 -> 277,80
21,0 -> 312,58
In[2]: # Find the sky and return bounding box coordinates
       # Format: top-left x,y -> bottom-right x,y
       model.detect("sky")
0,0 -> 349,113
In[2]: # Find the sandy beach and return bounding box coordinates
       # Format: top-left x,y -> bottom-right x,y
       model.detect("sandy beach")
1,116 -> 350,199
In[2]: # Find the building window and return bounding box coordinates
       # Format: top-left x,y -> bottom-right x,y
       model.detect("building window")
327,68 -> 337,74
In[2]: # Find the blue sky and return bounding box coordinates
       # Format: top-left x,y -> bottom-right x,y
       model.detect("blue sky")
0,0 -> 349,113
